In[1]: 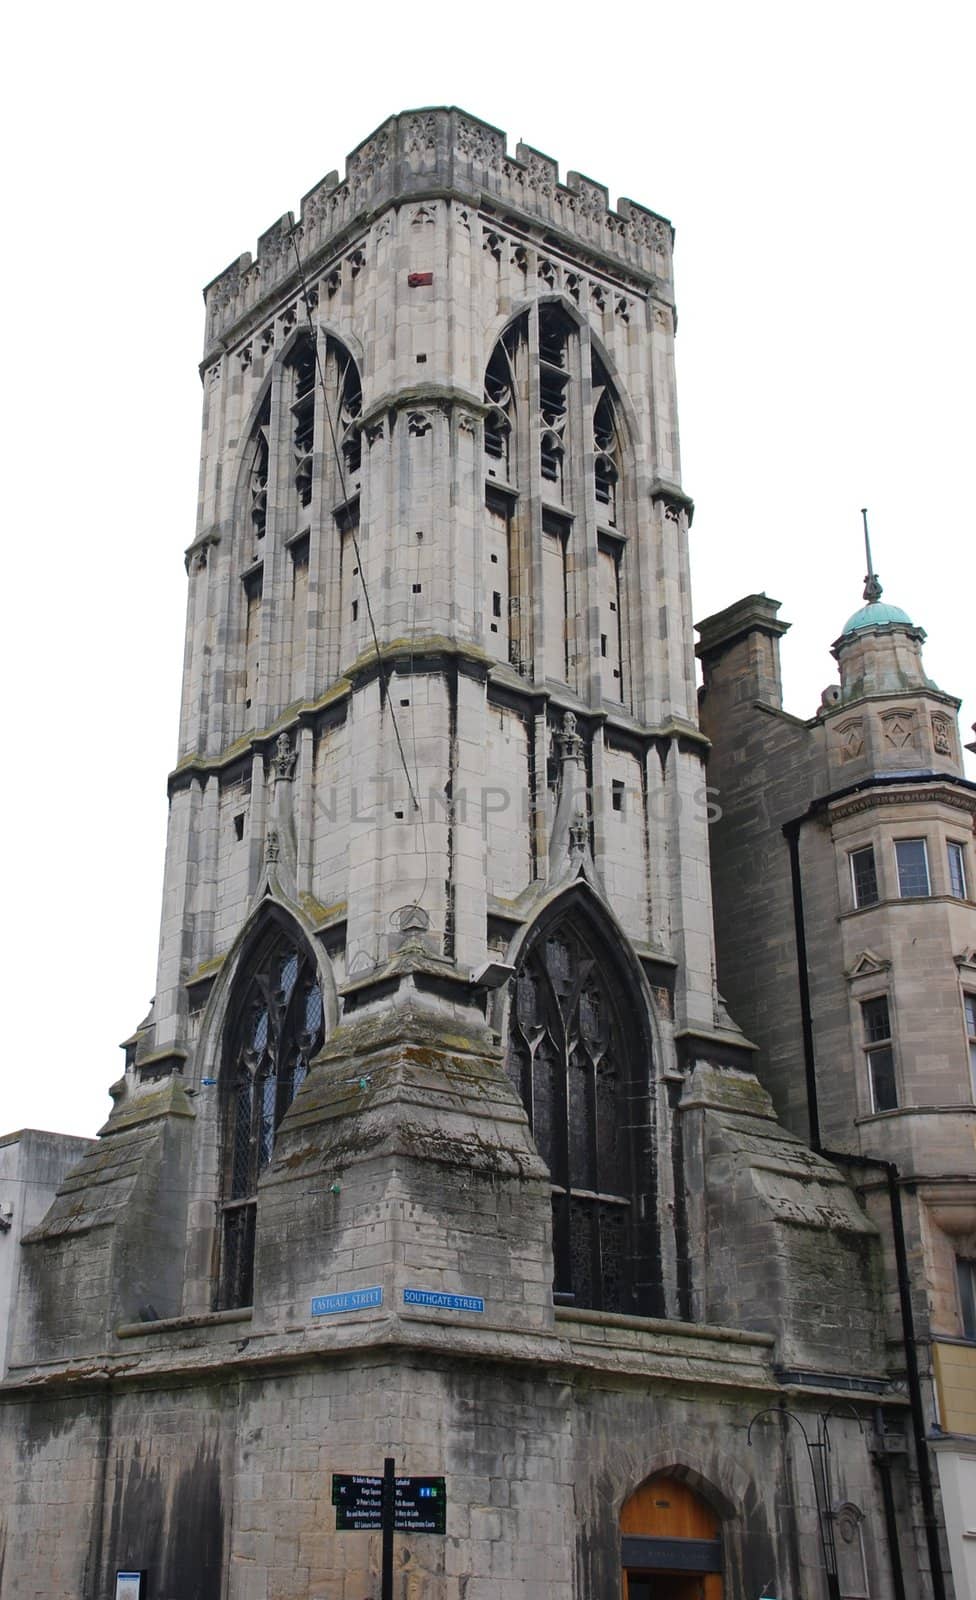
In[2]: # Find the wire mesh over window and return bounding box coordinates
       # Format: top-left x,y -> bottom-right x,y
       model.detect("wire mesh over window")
218,925 -> 325,1308
506,913 -> 660,1316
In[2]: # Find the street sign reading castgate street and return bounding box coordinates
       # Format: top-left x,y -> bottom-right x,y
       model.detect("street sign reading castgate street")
332,1471 -> 447,1534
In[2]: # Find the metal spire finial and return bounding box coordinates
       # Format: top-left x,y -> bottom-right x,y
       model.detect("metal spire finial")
861,507 -> 883,603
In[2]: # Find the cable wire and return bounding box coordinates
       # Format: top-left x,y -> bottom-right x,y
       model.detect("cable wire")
287,231 -> 430,905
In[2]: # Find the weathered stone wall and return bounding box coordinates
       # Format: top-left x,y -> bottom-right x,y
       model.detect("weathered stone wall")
0,1131 -> 91,1378
0,1328 -> 912,1600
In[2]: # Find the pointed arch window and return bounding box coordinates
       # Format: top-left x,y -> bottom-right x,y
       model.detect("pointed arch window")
506,911 -> 660,1316
233,333 -> 363,729
218,925 -> 325,1309
482,305 -> 634,704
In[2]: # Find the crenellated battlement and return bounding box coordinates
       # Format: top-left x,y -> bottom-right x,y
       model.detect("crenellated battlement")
202,106 -> 673,355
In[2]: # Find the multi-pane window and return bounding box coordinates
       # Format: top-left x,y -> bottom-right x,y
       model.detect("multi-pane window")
482,307 -> 632,701
965,994 -> 976,1099
506,914 -> 660,1316
849,845 -> 879,908
957,1257 -> 976,1340
895,838 -> 930,898
861,996 -> 897,1112
235,334 -> 362,730
947,840 -> 968,899
218,926 -> 325,1309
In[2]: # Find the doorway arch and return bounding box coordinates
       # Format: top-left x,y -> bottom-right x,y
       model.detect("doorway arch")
621,1475 -> 724,1600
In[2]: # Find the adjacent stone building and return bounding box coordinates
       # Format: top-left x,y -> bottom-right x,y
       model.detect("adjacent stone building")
0,109 -> 948,1599
697,568 -> 976,1600
0,1130 -> 91,1380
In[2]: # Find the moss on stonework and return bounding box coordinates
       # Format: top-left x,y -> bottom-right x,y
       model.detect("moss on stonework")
299,892 -> 346,927
186,954 -> 226,983
266,1010 -> 545,1182
98,1078 -> 196,1136
681,1063 -> 776,1118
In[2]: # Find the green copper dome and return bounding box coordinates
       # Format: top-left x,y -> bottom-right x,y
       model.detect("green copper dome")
841,599 -> 914,636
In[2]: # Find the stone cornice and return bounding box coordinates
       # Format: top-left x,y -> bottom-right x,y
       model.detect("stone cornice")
784,770 -> 976,836
0,1306 -> 785,1406
359,383 -> 486,431
827,782 -> 976,823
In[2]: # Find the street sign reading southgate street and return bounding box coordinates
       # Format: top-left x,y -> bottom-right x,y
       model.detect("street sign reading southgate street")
332,1472 -> 447,1534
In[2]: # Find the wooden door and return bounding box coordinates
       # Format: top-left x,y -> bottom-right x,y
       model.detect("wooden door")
621,1476 -> 723,1600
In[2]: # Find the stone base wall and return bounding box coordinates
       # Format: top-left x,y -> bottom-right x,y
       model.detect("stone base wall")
0,1331 -> 912,1600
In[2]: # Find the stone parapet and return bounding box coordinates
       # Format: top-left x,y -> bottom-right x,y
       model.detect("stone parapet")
202,107 -> 674,356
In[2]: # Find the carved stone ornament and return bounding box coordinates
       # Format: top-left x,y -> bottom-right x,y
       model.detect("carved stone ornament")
407,411 -> 432,437
511,244 -> 529,273
845,950 -> 891,981
411,205 -> 436,226
271,732 -> 297,782
836,718 -> 864,761
265,827 -> 280,863
457,411 -> 478,435
557,710 -> 584,763
575,180 -> 606,221
455,118 -> 503,169
568,811 -> 589,854
932,715 -> 953,756
405,113 -> 437,153
350,131 -> 389,183
365,419 -> 385,448
483,230 -> 502,261
881,712 -> 916,749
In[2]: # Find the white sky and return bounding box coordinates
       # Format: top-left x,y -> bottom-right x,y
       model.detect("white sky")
2,1 -> 972,1138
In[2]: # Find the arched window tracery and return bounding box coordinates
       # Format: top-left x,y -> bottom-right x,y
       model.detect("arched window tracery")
506,909 -> 659,1316
218,923 -> 325,1309
481,306 -> 633,702
233,333 -> 363,728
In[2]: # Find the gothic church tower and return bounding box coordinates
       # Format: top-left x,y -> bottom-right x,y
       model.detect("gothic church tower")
102,104 -> 722,1333
4,111 -> 904,1600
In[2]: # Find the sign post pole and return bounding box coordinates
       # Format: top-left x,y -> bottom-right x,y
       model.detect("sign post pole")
381,1456 -> 395,1600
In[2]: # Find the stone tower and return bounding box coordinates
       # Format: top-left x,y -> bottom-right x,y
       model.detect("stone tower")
3,112 -> 916,1600
27,105 -> 726,1341
697,557 -> 976,1599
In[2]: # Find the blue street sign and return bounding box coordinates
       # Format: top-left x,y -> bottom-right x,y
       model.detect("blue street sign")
311,1285 -> 383,1317
402,1287 -> 485,1314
